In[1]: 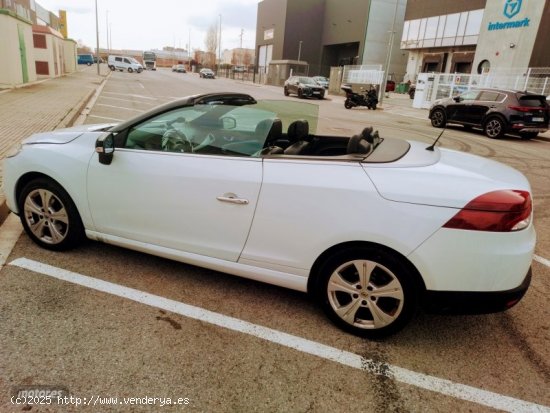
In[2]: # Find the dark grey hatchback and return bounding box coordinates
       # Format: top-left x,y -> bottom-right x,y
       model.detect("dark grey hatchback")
429,89 -> 549,139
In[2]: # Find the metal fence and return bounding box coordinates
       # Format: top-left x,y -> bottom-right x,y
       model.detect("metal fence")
414,68 -> 550,108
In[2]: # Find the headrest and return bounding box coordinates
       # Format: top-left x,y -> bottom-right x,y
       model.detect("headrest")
347,134 -> 372,155
287,120 -> 309,142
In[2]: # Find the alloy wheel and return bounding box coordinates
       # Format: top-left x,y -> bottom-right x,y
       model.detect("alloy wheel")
23,189 -> 69,245
485,118 -> 503,138
327,259 -> 404,330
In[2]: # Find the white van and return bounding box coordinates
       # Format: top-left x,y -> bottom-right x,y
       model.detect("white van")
108,55 -> 143,73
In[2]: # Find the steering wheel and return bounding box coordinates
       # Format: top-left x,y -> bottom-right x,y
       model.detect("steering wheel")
161,129 -> 192,152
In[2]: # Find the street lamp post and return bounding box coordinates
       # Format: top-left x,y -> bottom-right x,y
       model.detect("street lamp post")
218,15 -> 222,72
95,0 -> 100,75
379,0 -> 400,105
297,40 -> 303,61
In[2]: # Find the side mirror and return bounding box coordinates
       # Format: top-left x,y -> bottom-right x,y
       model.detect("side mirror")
95,134 -> 115,165
453,96 -> 462,103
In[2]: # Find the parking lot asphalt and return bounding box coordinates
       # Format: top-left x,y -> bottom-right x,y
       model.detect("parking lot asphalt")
0,68 -> 549,412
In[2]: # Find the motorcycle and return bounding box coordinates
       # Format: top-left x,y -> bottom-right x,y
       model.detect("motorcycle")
341,84 -> 378,110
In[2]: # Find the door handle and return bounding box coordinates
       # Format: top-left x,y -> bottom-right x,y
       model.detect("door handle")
216,193 -> 249,205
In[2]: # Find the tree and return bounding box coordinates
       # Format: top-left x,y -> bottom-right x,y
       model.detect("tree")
205,23 -> 218,60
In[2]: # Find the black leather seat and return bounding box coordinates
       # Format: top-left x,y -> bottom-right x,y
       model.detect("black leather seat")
284,120 -> 310,155
257,118 -> 285,156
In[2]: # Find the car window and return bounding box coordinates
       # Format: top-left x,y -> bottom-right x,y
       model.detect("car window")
459,91 -> 479,101
519,96 -> 546,107
123,58 -> 130,64
477,91 -> 500,101
123,104 -> 277,156
115,57 -> 122,62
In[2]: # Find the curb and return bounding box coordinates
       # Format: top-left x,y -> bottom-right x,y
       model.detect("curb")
0,73 -> 110,227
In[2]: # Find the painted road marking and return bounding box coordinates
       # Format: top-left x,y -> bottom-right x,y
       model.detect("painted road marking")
87,115 -> 125,122
534,254 -> 550,268
95,104 -> 145,112
9,258 -> 550,413
102,91 -> 159,101
99,96 -> 156,105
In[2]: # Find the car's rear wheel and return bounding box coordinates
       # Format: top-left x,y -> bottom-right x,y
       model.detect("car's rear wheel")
298,89 -> 304,99
18,178 -> 84,251
430,108 -> 446,128
314,246 -> 418,338
519,132 -> 538,140
484,116 -> 506,139
284,87 -> 289,96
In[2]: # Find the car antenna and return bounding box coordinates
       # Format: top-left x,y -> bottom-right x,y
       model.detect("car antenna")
425,127 -> 446,151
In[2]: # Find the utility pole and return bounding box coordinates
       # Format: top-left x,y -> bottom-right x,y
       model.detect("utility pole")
379,0 -> 400,106
297,40 -> 303,61
239,28 -> 244,66
106,10 -> 109,53
95,0 -> 100,75
188,28 -> 191,70
218,15 -> 222,68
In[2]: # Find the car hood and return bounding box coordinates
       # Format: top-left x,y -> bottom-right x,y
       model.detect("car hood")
22,123 -> 116,145
364,142 -> 531,209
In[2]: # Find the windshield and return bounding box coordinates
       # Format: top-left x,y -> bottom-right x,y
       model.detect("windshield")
130,58 -> 140,65
298,77 -> 317,85
143,52 -> 156,60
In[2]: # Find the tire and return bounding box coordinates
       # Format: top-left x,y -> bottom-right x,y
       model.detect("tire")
484,116 -> 506,139
128,67 -> 134,73
137,68 -> 143,73
298,89 -> 304,99
371,103 -> 377,110
430,108 -> 446,128
18,178 -> 85,251
87,62 -> 92,66
284,87 -> 289,96
519,132 -> 538,140
314,246 -> 418,338
109,65 -> 115,71
344,99 -> 353,109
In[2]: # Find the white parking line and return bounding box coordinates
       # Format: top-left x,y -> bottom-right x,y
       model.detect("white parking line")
9,257 -> 550,413
534,254 -> 550,268
99,96 -> 156,105
95,103 -> 145,112
87,115 -> 124,122
102,91 -> 159,101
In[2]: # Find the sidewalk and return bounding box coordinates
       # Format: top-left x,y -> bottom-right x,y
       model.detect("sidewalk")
0,66 -> 110,225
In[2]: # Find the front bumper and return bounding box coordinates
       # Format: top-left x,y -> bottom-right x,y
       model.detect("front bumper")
423,267 -> 531,314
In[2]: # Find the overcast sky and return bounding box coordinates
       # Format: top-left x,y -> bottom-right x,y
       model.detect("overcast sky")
37,0 -> 260,52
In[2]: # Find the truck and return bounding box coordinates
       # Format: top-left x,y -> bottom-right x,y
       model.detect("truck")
143,51 -> 157,71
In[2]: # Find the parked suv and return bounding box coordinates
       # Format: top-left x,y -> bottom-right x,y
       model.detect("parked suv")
284,76 -> 325,99
108,55 -> 143,73
429,89 -> 549,140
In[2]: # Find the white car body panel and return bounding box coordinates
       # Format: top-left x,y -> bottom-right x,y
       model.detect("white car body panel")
241,158 -> 457,272
87,149 -> 263,262
366,145 -> 531,208
409,223 -> 535,291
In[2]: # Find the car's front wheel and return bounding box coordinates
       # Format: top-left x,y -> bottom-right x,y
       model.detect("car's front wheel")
484,116 -> 506,139
314,246 -> 418,338
128,67 -> 134,73
284,87 -> 289,96
298,89 -> 304,99
18,178 -> 85,251
430,108 -> 446,128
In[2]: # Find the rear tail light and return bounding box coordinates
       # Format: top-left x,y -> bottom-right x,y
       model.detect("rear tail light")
508,105 -> 544,113
443,190 -> 532,232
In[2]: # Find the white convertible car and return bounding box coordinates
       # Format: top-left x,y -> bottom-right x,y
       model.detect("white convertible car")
2,93 -> 535,338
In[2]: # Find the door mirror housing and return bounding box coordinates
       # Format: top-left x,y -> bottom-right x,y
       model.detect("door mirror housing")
221,116 -> 237,130
453,96 -> 462,103
95,134 -> 115,165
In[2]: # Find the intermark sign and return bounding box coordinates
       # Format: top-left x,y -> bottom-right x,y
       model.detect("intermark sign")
488,0 -> 529,31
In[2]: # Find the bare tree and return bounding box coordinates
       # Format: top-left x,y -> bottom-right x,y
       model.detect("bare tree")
205,23 -> 218,63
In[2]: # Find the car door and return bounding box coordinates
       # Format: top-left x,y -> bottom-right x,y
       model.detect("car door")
446,90 -> 479,123
470,90 -> 501,125
86,105 -> 265,262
